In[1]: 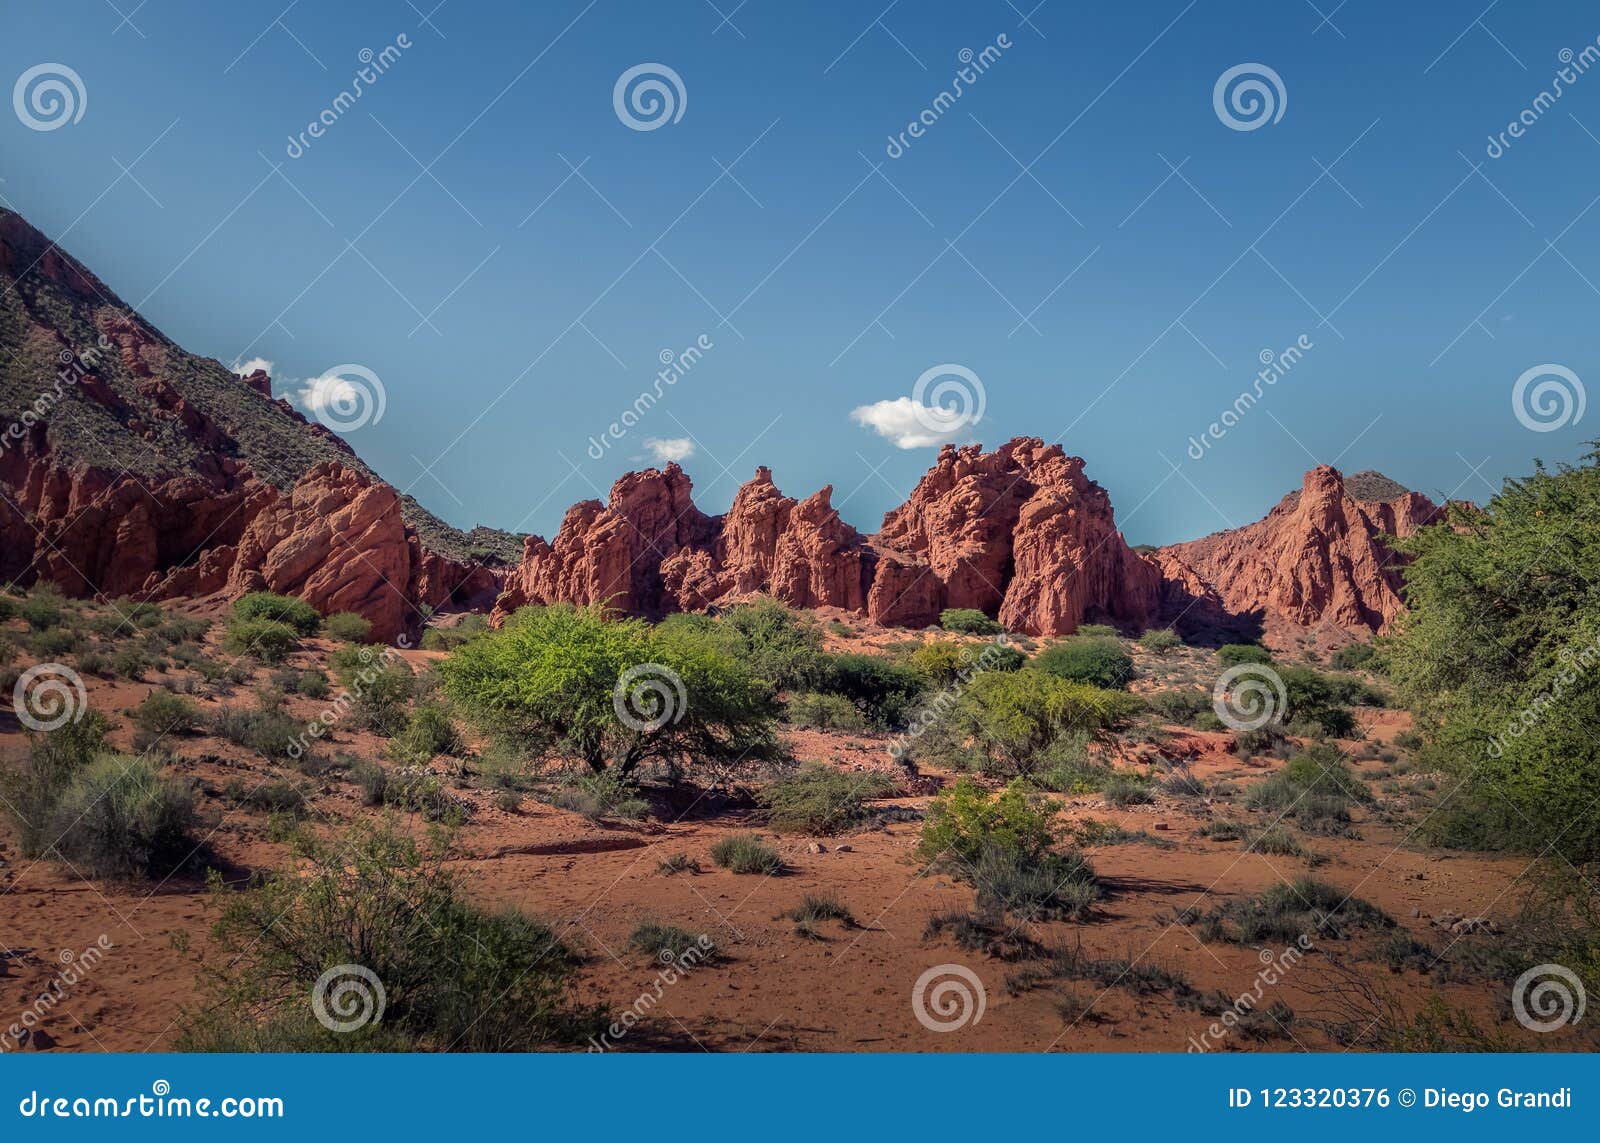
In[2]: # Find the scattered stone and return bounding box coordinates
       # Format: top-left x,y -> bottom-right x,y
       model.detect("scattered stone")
806,842 -> 827,855
835,844 -> 852,853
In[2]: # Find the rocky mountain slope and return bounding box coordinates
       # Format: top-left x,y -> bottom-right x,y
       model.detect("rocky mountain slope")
0,208 -> 512,638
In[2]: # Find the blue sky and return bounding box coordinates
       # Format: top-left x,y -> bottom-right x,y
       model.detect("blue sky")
4,0 -> 1598,545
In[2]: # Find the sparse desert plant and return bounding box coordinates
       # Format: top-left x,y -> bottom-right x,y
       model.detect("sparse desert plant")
757,763 -> 897,834
1330,643 -> 1376,671
656,853 -> 700,875
349,663 -> 415,737
387,704 -> 463,766
1102,773 -> 1153,807
785,691 -> 866,731
787,893 -> 855,925
1137,628 -> 1182,654
1146,689 -> 1210,726
547,768 -> 648,821
177,821 -> 600,1051
210,705 -> 302,761
1,713 -> 113,856
710,833 -> 784,875
223,779 -> 308,818
629,922 -> 715,963
44,755 -> 199,879
19,586 -> 66,630
296,669 -> 330,699
223,618 -> 299,664
131,690 -> 199,736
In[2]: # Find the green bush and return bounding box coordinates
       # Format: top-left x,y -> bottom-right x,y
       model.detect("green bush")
704,599 -> 827,691
323,612 -> 373,643
1217,643 -> 1272,667
19,587 -> 66,630
350,664 -> 415,737
28,626 -> 80,658
211,705 -> 302,761
940,609 -> 1003,635
1195,877 -> 1391,944
176,822 -> 600,1051
1102,774 -> 1153,806
224,618 -> 299,663
629,922 -> 715,963
132,690 -> 199,736
904,669 -> 1139,778
297,669 -> 330,699
387,704 -> 463,766
1278,666 -> 1359,737
1137,628 -> 1182,654
710,833 -> 784,874
758,764 -> 897,834
1243,745 -> 1370,835
909,640 -> 1024,684
785,691 -> 866,731
232,592 -> 321,636
45,755 -> 199,879
1,713 -> 112,856
1034,637 -> 1134,689
1146,689 -> 1210,726
917,778 -> 1056,867
816,652 -> 925,729
442,605 -> 780,778
1330,643 -> 1377,671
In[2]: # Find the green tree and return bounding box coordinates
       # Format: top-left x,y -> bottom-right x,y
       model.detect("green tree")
1034,636 -> 1135,689
440,605 -> 780,777
1385,449 -> 1600,859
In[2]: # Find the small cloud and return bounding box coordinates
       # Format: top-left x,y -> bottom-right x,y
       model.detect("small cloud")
232,356 -> 274,377
644,437 -> 696,463
850,397 -> 973,449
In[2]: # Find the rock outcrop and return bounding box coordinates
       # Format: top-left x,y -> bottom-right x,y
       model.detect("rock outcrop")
493,438 -> 1160,636
1153,465 -> 1441,637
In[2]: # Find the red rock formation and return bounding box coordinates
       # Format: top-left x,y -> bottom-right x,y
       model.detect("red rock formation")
1153,465 -> 1441,636
493,439 -> 1159,636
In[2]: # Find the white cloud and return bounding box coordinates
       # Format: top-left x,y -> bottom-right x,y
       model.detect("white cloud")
289,371 -> 360,414
232,356 -> 274,378
644,436 -> 695,463
850,397 -> 973,449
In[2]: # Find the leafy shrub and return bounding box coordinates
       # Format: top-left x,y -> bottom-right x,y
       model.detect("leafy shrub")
232,592 -> 321,636
785,691 -> 865,731
224,618 -> 299,663
1217,643 -> 1272,666
1034,637 -> 1134,689
547,769 -> 648,821
917,778 -> 1055,867
28,626 -> 81,657
1102,774 -> 1153,806
19,587 -> 65,630
387,705 -> 463,766
1193,877 -> 1391,944
177,822 -> 599,1051
1278,666 -> 1359,737
441,605 -> 780,777
909,640 -> 1024,684
757,764 -> 897,834
1137,628 -> 1182,654
417,615 -> 489,652
1146,689 -> 1210,726
705,599 -> 827,691
45,755 -> 199,879
350,664 -> 415,737
296,669 -> 330,699
323,612 -> 373,643
223,779 -> 308,817
816,653 -> 925,729
132,690 -> 199,736
710,833 -> 784,874
210,706 -> 302,761
1,713 -> 112,856
940,609 -> 1003,635
1330,643 -> 1376,671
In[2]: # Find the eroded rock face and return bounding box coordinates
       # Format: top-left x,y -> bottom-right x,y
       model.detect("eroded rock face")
492,438 -> 1159,635
1153,465 -> 1441,636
